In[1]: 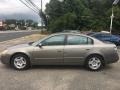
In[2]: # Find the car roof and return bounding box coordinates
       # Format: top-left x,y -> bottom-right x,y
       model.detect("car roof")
51,32 -> 93,38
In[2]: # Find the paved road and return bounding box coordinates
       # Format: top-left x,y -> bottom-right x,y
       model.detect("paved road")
0,30 -> 41,42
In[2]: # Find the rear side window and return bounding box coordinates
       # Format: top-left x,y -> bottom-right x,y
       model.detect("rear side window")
67,35 -> 93,45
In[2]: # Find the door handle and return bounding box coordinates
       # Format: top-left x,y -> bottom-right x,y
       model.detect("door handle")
86,49 -> 90,50
57,50 -> 62,52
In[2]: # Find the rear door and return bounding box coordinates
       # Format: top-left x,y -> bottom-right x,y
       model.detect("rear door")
64,35 -> 94,64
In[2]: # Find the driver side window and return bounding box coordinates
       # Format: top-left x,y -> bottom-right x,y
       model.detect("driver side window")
42,35 -> 65,46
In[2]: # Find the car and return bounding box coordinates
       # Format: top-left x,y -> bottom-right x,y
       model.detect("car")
0,33 -> 119,71
89,32 -> 120,46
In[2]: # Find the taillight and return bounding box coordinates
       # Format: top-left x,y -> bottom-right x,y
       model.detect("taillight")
114,46 -> 117,51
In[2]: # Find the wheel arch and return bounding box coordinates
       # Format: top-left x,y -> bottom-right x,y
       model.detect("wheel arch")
84,53 -> 105,65
10,52 -> 31,64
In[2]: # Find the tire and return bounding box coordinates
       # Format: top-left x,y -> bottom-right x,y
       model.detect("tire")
11,54 -> 30,70
85,55 -> 104,71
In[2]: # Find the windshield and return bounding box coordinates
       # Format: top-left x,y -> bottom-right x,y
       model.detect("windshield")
31,36 -> 49,46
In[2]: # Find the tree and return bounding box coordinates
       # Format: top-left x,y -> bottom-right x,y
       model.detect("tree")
48,12 -> 77,32
45,0 -> 120,33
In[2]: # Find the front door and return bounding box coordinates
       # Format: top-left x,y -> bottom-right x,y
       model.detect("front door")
33,35 -> 65,64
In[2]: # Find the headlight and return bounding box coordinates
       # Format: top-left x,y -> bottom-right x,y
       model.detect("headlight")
1,50 -> 8,55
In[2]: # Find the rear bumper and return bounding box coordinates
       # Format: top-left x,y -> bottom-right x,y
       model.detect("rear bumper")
105,52 -> 119,64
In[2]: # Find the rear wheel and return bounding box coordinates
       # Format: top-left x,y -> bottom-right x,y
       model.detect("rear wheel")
11,54 -> 30,70
85,55 -> 104,71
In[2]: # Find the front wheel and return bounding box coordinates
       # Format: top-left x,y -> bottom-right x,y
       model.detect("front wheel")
85,55 -> 104,71
11,54 -> 30,70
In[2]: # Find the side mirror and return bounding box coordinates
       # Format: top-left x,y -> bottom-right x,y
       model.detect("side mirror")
37,43 -> 43,48
28,42 -> 34,45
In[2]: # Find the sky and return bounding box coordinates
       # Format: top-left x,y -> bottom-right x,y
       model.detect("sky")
0,0 -> 50,22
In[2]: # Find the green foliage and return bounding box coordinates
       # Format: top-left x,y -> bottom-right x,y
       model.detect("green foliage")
45,0 -> 120,33
48,12 -> 77,32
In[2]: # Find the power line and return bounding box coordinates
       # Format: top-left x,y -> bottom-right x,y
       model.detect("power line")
25,0 -> 39,12
29,0 -> 40,10
18,0 -> 39,14
19,0 -> 38,13
24,0 -> 43,20
25,0 -> 44,23
19,0 -> 46,27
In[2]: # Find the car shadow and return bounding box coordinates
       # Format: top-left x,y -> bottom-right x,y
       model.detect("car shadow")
1,63 -> 114,71
30,65 -> 114,71
31,65 -> 85,70
103,65 -> 113,70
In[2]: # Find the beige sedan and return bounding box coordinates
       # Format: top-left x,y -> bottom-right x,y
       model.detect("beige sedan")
0,33 -> 119,71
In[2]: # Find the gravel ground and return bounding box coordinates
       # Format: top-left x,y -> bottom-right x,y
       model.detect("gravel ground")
0,34 -> 120,90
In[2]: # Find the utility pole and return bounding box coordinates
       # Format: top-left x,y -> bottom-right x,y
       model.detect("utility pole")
41,0 -> 43,12
110,0 -> 119,33
41,0 -> 43,29
110,6 -> 114,34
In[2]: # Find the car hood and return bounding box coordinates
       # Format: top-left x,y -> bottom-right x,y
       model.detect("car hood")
7,44 -> 30,50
